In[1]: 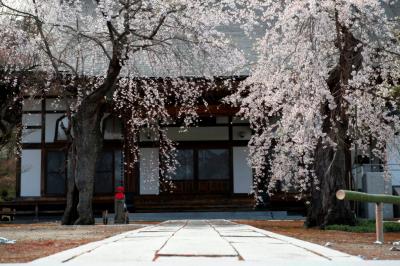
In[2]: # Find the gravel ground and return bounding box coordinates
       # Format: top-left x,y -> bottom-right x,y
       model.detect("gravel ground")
3,220 -> 400,263
0,222 -> 153,263
237,220 -> 400,260
0,223 -> 148,241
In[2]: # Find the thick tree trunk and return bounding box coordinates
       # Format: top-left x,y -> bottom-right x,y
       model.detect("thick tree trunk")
306,129 -> 356,227
62,101 -> 104,225
62,53 -> 122,225
306,24 -> 362,227
61,99 -> 109,225
72,100 -> 104,225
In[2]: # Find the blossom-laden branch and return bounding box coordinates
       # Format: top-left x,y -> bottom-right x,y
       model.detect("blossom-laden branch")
0,0 -> 247,189
229,0 -> 400,194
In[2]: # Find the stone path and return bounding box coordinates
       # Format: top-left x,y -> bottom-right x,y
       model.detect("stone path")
26,220 -> 398,266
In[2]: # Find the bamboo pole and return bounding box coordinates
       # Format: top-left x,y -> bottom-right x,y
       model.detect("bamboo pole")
336,190 -> 400,244
336,190 -> 400,205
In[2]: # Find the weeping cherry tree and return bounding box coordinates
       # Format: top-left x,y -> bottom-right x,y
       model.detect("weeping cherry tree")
230,0 -> 400,227
0,0 -> 245,224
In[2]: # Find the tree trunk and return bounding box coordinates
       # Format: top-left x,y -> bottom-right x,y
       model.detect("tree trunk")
61,100 -> 104,225
61,143 -> 79,225
62,54 -> 122,225
72,99 -> 104,225
306,129 -> 356,227
306,23 -> 363,228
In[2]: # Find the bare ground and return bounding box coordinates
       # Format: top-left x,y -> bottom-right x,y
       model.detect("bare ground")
236,220 -> 400,260
3,219 -> 400,263
0,222 -> 155,263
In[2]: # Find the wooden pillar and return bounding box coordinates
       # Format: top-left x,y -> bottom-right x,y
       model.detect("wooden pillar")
375,202 -> 384,244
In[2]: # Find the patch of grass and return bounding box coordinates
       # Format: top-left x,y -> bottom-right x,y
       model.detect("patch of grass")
326,219 -> 400,233
383,222 -> 400,232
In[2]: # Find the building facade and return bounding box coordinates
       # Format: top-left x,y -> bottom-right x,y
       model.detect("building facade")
13,4 -> 400,215
18,90 -> 268,212
12,86 -> 400,217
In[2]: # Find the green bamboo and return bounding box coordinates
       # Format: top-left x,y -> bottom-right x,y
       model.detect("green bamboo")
336,190 -> 400,205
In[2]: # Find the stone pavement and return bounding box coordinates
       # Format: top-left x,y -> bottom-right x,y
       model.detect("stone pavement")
20,220 -> 397,266
25,220 -> 363,265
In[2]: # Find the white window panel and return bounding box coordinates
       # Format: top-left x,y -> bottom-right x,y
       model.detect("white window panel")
139,148 -> 159,195
233,147 -> 253,194
22,128 -> 42,143
20,149 -> 41,197
45,114 -> 64,142
22,114 -> 42,127
387,136 -> 400,186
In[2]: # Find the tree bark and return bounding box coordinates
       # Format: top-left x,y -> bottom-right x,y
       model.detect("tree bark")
72,99 -> 104,225
62,53 -> 122,225
306,24 -> 362,228
61,143 -> 79,225
61,99 -> 104,225
306,128 -> 356,227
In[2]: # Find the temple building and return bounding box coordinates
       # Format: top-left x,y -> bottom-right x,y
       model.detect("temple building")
18,88 -> 268,213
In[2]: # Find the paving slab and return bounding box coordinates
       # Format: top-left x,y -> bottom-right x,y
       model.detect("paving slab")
225,236 -> 287,244
26,219 -> 392,266
218,230 -> 266,237
156,257 -> 239,262
231,242 -> 328,261
69,239 -> 167,263
157,220 -> 238,257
